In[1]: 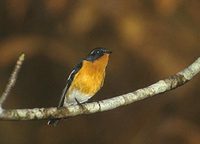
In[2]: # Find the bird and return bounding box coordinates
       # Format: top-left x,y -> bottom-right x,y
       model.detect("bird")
48,47 -> 112,125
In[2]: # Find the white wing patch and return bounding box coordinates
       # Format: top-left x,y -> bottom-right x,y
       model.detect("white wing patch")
67,69 -> 76,80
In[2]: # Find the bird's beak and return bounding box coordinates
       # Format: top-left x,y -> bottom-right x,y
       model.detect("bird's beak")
104,50 -> 112,54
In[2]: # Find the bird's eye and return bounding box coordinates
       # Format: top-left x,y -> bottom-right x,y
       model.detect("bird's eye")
89,49 -> 102,56
96,50 -> 100,54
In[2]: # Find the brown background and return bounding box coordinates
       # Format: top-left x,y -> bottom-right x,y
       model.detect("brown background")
0,0 -> 200,144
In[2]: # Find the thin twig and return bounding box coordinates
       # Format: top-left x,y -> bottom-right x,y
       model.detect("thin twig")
0,57 -> 199,121
0,53 -> 25,107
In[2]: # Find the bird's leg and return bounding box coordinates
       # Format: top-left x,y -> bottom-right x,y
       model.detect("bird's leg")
75,98 -> 85,110
97,101 -> 101,111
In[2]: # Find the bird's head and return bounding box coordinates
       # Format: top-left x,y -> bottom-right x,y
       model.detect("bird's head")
85,47 -> 112,62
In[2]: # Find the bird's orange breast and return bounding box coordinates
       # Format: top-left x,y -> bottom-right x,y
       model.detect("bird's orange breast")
67,54 -> 109,96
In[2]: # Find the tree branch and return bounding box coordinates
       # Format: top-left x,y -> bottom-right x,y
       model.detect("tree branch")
0,53 -> 25,107
0,57 -> 199,121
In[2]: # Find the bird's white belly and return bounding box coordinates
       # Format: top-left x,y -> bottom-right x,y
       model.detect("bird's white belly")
64,89 -> 92,106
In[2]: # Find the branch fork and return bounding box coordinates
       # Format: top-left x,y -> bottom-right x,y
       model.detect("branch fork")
0,54 -> 199,122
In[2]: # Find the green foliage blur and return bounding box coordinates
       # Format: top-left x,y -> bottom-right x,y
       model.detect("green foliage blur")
0,0 -> 200,144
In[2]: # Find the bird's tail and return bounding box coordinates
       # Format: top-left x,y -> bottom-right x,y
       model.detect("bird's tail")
47,118 -> 61,126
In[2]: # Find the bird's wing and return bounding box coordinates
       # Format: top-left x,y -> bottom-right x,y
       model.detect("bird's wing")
58,61 -> 83,107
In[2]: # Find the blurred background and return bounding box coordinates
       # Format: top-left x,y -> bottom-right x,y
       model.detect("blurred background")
0,0 -> 200,144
